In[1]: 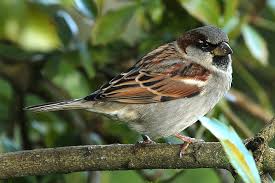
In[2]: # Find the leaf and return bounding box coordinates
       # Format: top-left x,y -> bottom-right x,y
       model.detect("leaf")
54,10 -> 79,48
0,135 -> 20,152
200,117 -> 261,183
145,0 -> 164,23
178,0 -> 220,25
241,24 -> 268,65
0,43 -> 38,61
74,0 -> 97,19
172,169 -> 222,183
64,172 -> 86,183
120,8 -> 144,45
221,0 -> 240,33
102,171 -> 143,183
53,61 -> 90,98
18,10 -> 60,51
267,0 -> 275,16
223,0 -> 239,23
91,4 -> 137,45
78,42 -> 95,78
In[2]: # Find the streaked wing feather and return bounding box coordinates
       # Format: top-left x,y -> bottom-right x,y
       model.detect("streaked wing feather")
85,43 -> 211,104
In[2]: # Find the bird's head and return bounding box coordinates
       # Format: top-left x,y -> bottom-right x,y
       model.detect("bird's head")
177,25 -> 233,72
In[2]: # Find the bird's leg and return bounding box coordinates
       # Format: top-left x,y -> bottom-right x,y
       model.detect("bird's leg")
175,133 -> 204,158
138,134 -> 156,144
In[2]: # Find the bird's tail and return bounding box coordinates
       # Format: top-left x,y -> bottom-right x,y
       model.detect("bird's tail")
24,99 -> 89,113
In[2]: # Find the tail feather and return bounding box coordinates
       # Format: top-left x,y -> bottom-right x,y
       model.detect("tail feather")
24,99 -> 88,113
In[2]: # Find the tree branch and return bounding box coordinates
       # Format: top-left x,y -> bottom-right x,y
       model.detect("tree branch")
245,117 -> 275,155
257,117 -> 275,143
0,142 -> 274,179
244,117 -> 275,182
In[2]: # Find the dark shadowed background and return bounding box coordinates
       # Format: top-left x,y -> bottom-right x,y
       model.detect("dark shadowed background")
0,0 -> 274,182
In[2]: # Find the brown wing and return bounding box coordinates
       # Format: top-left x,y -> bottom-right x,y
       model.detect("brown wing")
85,43 -> 211,104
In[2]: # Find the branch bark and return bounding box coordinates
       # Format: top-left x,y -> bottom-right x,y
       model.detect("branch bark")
0,117 -> 274,179
0,142 -> 274,179
257,117 -> 275,143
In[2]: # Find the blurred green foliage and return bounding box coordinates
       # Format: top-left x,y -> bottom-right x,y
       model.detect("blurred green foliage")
0,0 -> 275,182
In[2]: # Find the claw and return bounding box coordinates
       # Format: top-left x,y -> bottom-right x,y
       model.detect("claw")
179,143 -> 190,158
138,135 -> 156,144
175,133 -> 204,158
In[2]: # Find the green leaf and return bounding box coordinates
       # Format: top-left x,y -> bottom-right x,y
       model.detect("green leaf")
78,42 -> 95,78
18,10 -> 60,51
178,0 -> 220,25
120,8 -> 144,45
221,0 -> 240,33
91,4 -> 137,45
242,24 -> 268,65
144,0 -> 164,23
53,61 -> 90,98
223,0 -> 239,23
74,0 -> 97,19
54,10 -> 78,48
64,172 -> 86,183
102,171 -> 143,183
267,0 -> 275,16
0,43 -> 37,62
200,117 -> 261,183
0,135 -> 20,152
172,169 -> 222,183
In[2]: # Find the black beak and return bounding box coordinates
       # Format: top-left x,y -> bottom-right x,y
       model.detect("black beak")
212,42 -> 233,56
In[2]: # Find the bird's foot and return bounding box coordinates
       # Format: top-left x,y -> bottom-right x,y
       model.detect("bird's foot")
175,133 -> 204,158
137,135 -> 156,145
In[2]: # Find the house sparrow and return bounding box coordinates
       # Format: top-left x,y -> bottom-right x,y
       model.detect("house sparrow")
26,26 -> 232,150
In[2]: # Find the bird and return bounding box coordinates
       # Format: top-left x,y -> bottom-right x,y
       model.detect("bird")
25,25 -> 233,154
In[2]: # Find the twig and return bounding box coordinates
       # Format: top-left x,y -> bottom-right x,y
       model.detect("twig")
215,169 -> 233,183
227,89 -> 273,123
220,101 -> 254,138
87,171 -> 101,183
257,117 -> 275,143
10,89 -> 31,150
246,117 -> 275,153
160,170 -> 186,183
0,143 -> 274,179
137,170 -> 163,182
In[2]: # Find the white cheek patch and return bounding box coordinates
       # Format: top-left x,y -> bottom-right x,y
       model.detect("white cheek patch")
181,79 -> 207,87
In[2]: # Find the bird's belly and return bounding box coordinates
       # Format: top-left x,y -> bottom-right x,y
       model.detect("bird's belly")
121,89 -> 225,138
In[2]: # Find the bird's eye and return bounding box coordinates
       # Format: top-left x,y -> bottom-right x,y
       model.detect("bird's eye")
198,41 -> 209,48
197,40 -> 211,51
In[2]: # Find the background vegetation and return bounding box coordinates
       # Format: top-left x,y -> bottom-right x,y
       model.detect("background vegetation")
0,0 -> 274,182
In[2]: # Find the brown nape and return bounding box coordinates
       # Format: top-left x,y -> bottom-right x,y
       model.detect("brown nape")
176,31 -> 206,53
